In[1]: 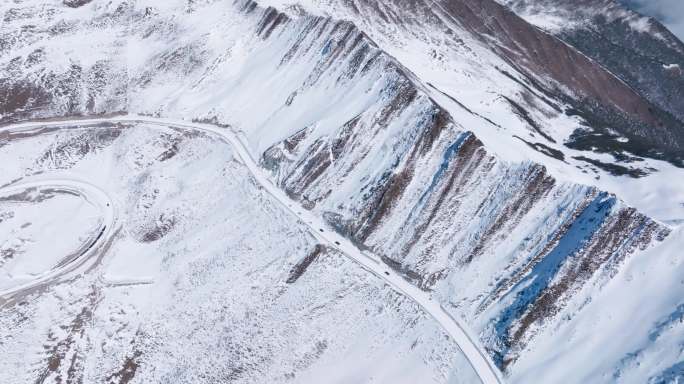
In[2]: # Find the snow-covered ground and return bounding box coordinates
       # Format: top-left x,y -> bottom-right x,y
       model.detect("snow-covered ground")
0,120 -> 483,383
0,178 -> 115,300
6,116 -> 504,383
1,0 -> 683,382
512,224 -> 684,383
3,0 -> 682,225
0,184 -> 101,290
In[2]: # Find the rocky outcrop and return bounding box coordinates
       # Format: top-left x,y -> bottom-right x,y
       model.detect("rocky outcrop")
312,0 -> 684,165
245,1 -> 670,369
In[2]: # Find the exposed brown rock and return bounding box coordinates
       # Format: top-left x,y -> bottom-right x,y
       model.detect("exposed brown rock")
286,244 -> 326,283
508,206 -> 669,356
466,164 -> 555,263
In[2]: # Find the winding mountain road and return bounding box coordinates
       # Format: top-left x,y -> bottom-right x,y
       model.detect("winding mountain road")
2,116 -> 503,384
0,177 -> 116,304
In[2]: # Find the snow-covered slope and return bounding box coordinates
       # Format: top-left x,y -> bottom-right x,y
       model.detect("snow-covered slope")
1,0 -> 683,383
500,0 -> 684,124
0,121 -> 482,383
2,0 -> 684,219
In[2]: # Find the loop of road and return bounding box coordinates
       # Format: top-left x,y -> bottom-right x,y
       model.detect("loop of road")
0,178 -> 116,302
1,116 -> 503,384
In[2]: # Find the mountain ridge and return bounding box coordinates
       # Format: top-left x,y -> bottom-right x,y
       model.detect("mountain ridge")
1,0 -> 683,382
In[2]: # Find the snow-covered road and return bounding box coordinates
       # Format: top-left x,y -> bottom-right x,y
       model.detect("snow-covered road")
2,116 -> 503,384
0,176 -> 116,304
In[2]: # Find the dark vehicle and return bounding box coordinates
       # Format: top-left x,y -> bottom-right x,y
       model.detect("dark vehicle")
319,228 -> 324,232
334,241 -> 340,245
384,271 -> 390,276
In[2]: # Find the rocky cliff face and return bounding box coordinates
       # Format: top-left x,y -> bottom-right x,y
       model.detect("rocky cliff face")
253,12 -> 670,366
1,0 -> 683,382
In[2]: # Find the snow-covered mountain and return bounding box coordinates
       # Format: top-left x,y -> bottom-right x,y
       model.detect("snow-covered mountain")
1,0 -> 683,383
500,0 -> 684,138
